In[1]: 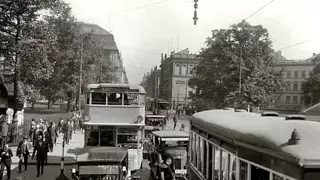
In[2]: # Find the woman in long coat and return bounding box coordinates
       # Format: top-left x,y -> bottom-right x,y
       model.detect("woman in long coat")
46,122 -> 55,152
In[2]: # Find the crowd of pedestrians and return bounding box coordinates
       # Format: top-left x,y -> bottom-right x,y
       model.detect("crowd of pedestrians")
0,111 -> 82,180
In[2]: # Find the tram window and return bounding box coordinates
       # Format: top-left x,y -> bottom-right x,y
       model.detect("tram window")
208,143 -> 213,180
117,127 -> 139,148
203,139 -> 207,178
100,127 -> 114,146
108,93 -> 122,105
196,135 -> 200,170
86,130 -> 99,146
273,174 -> 284,180
123,93 -> 139,105
239,161 -> 248,180
86,93 -> 90,104
190,132 -> 194,164
91,93 -> 106,105
221,151 -> 230,180
305,172 -> 320,180
251,165 -> 270,180
200,137 -> 204,173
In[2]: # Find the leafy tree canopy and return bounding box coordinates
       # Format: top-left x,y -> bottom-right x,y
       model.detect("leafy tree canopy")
189,20 -> 284,109
302,55 -> 320,105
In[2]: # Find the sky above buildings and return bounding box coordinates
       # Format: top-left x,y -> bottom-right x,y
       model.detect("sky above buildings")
64,0 -> 320,84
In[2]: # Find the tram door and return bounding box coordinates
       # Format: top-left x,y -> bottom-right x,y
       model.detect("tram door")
251,166 -> 269,180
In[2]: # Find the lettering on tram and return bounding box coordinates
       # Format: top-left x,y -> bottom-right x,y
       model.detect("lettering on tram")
188,109 -> 320,180
77,84 -> 146,180
149,130 -> 189,180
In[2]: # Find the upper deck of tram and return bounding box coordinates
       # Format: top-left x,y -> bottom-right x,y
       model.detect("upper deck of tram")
191,109 -> 320,165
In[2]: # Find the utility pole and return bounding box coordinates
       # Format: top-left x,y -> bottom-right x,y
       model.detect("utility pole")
238,47 -> 243,109
185,61 -> 188,105
78,40 -> 83,110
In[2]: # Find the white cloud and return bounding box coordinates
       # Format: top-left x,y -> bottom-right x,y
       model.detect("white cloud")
65,0 -> 320,84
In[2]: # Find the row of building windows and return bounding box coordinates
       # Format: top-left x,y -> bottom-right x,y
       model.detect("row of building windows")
276,95 -> 304,104
190,131 -> 293,180
174,63 -> 195,76
284,81 -> 305,91
284,70 -> 311,79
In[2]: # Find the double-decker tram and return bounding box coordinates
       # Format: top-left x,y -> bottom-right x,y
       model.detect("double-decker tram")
80,83 -> 146,178
188,109 -> 320,180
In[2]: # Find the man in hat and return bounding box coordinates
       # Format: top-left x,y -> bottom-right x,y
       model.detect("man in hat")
32,135 -> 47,177
0,144 -> 13,180
17,136 -> 30,173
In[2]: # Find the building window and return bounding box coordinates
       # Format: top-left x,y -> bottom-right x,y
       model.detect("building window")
286,96 -> 291,104
294,71 -> 298,78
287,71 -> 291,78
285,81 -> 291,91
301,96 -> 304,105
181,64 -> 187,76
301,71 -> 306,78
276,96 -> 281,103
293,96 -> 298,104
293,81 -> 298,91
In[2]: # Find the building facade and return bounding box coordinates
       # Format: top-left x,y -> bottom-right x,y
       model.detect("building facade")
274,53 -> 318,111
144,66 -> 161,98
80,23 -> 128,84
159,48 -> 199,107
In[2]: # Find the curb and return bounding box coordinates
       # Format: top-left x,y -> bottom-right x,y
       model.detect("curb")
11,161 -> 77,166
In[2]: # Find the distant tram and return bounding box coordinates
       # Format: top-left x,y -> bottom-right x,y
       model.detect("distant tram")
188,109 -> 320,180
79,83 -> 146,178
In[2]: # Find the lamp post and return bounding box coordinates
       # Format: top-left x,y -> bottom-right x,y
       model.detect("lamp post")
55,133 -> 69,180
78,40 -> 83,110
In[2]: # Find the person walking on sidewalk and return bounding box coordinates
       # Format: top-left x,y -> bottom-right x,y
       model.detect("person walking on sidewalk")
173,115 -> 177,130
0,144 -> 13,180
32,136 -> 47,177
16,136 -> 30,173
179,124 -> 186,131
29,118 -> 35,141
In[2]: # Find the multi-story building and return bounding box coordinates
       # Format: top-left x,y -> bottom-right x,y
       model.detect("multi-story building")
145,66 -> 161,98
274,53 -> 318,111
80,23 -> 128,84
159,48 -> 199,107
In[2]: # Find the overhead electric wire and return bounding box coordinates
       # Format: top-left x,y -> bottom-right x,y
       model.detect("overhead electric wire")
245,0 -> 275,20
278,40 -> 310,51
110,0 -> 169,16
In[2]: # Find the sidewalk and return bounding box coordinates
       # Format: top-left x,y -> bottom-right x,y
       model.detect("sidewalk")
11,131 -> 84,165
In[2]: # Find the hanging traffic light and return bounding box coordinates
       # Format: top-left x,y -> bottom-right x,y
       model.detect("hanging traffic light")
193,0 -> 198,25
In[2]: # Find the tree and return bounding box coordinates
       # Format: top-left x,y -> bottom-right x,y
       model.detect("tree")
302,57 -> 320,105
189,21 -> 284,109
24,84 -> 41,109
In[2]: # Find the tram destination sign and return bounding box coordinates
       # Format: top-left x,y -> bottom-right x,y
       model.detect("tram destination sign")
93,87 -> 139,93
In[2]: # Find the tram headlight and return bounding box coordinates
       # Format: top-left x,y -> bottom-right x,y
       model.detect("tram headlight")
166,158 -> 172,165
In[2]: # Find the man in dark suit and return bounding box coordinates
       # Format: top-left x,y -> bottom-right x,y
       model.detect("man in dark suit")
17,136 -> 30,173
32,136 -> 47,177
0,144 -> 13,180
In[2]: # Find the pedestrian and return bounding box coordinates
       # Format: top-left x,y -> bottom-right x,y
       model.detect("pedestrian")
0,144 -> 13,180
68,120 -> 73,140
173,115 -> 177,130
33,124 -> 43,147
16,136 -> 30,173
32,135 -> 47,177
47,122 -> 56,152
29,118 -> 36,141
179,124 -> 186,131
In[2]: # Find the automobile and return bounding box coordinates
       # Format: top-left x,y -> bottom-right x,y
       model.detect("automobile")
148,130 -> 189,180
70,147 -> 133,180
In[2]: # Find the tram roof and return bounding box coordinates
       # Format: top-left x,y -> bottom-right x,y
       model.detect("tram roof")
77,147 -> 127,163
152,130 -> 189,138
191,109 -> 320,164
86,83 -> 145,93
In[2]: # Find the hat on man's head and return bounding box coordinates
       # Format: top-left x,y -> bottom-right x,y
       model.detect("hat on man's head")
23,136 -> 28,140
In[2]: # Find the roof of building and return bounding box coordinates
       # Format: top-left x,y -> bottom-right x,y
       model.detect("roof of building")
80,23 -> 118,50
152,130 -> 189,138
191,109 -> 320,166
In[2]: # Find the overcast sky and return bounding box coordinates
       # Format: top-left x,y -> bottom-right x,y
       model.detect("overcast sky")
64,0 -> 320,84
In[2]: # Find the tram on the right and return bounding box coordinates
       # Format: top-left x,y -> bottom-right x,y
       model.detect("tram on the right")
188,108 -> 320,180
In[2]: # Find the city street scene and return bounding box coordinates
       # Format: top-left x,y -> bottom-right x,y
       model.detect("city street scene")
0,0 -> 320,180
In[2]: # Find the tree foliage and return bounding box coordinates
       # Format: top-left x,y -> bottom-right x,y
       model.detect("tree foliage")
302,57 -> 320,105
189,21 -> 284,108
